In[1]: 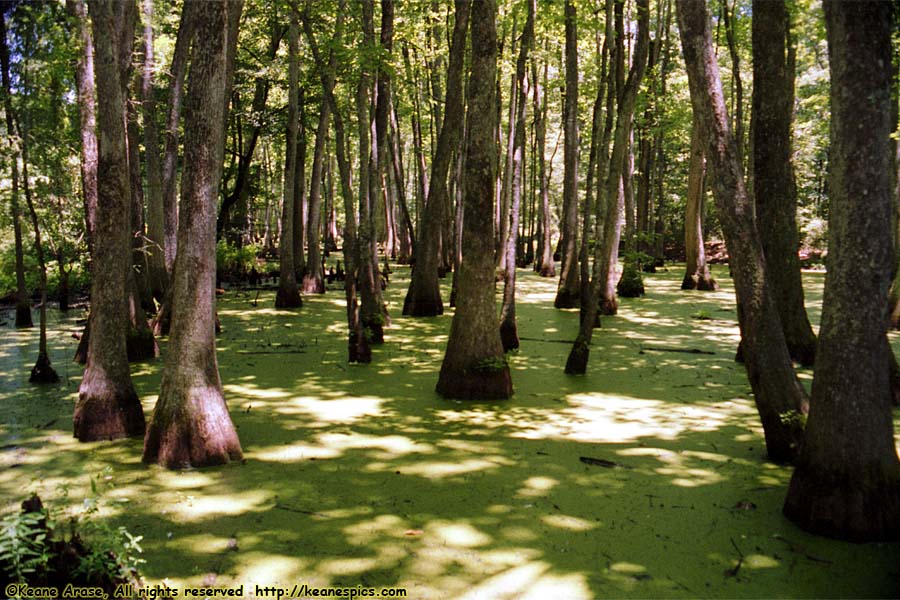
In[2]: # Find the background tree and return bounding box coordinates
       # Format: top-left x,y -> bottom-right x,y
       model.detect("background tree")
783,0 -> 900,541
436,0 -> 512,400
681,111 -> 717,290
143,0 -> 244,469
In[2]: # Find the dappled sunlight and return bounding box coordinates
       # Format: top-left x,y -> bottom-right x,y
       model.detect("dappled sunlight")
165,489 -> 272,522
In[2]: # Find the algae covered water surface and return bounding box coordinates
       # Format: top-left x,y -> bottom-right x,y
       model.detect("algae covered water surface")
1,264 -> 898,598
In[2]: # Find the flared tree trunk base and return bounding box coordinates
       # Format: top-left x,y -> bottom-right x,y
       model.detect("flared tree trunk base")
301,274 -> 325,295
403,287 -> 444,317
681,273 -> 719,291
554,287 -> 580,309
74,374 -> 145,441
617,265 -> 646,298
74,324 -> 89,364
499,319 -> 519,352
436,364 -> 512,400
599,296 -> 619,316
564,337 -> 589,375
15,301 -> 33,328
142,387 -> 243,470
537,263 -> 556,278
126,327 -> 158,362
784,464 -> 900,542
275,287 -> 302,308
30,353 -> 60,384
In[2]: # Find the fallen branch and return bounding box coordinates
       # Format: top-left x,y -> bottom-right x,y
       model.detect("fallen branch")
274,503 -> 327,518
236,350 -> 307,355
518,337 -> 574,344
640,346 -> 715,355
579,456 -> 632,469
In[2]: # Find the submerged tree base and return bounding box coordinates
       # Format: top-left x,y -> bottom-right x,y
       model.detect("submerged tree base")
126,327 -> 158,362
436,363 -> 513,400
681,272 -> 719,291
29,353 -> 59,384
402,289 -> 444,317
15,301 -> 33,328
564,337 -> 590,375
554,287 -> 580,309
275,287 -> 303,309
617,264 -> 646,298
142,386 -> 243,470
499,320 -> 519,352
783,466 -> 900,542
74,375 -> 145,441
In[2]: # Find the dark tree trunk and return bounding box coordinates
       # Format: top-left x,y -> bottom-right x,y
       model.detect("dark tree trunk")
275,4 -> 302,308
0,9 -> 32,329
566,0 -> 648,375
751,0 -> 816,366
499,0 -> 534,352
143,0 -> 244,469
676,0 -> 806,463
403,0 -> 470,317
74,0 -> 146,442
783,0 -> 900,541
436,0 -> 512,400
554,0 -> 580,309
681,112 -> 717,291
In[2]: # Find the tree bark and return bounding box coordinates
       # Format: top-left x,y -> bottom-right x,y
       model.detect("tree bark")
783,0 -> 900,541
436,0 -> 512,400
403,0 -> 470,317
681,112 -> 717,290
275,2 -> 302,308
676,0 -> 806,463
74,0 -> 146,442
751,0 -> 816,366
0,8 -> 32,329
554,0 -> 580,309
533,55 -> 555,278
143,0 -> 244,469
499,0 -> 534,352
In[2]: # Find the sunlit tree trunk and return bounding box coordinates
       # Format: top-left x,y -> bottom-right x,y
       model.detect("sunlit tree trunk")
681,112 -> 717,291
676,0 -> 806,463
143,0 -> 244,469
533,55 -> 555,278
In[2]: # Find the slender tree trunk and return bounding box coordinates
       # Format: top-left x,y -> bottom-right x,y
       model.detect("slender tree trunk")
275,3 -> 302,308
302,95 -> 331,294
720,0 -> 744,167
143,0 -> 244,470
751,0 -> 816,366
682,112 -> 717,290
436,0 -> 512,400
403,0 -> 470,317
554,0 -> 580,308
0,10 -> 32,329
783,0 -> 900,541
533,56 -> 555,278
676,0 -> 806,463
499,0 -> 534,352
142,0 -> 166,301
74,0 -> 146,441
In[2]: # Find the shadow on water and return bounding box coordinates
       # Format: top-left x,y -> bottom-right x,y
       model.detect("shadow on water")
0,263 -> 897,598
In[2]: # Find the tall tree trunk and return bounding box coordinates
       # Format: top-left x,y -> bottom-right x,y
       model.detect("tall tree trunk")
499,0 -> 534,352
720,0 -> 744,167
533,55 -> 555,278
783,0 -> 900,541
74,0 -> 146,441
142,0 -> 166,301
0,9 -> 32,329
66,0 -> 98,263
751,0 -> 816,366
436,0 -> 512,400
143,0 -> 244,469
681,112 -> 717,290
275,2 -> 302,308
554,0 -> 580,308
293,85 -> 307,277
403,0 -> 470,317
676,0 -> 806,463
566,0 -> 647,375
